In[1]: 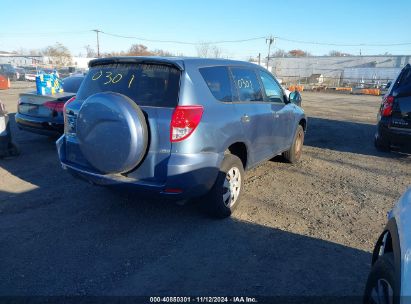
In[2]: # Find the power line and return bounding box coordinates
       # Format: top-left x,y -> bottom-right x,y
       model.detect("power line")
276,36 -> 411,47
1,29 -> 411,51
0,30 -> 90,37
99,30 -> 266,45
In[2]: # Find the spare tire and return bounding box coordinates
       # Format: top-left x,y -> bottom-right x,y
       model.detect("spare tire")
76,92 -> 148,174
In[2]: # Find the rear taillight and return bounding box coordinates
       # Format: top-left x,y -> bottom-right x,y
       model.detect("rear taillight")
43,101 -> 65,113
381,95 -> 394,117
170,105 -> 203,142
64,96 -> 77,135
63,96 -> 76,114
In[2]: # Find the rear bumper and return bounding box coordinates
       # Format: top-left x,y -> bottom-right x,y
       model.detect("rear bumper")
15,113 -> 63,136
56,135 -> 222,200
378,123 -> 411,147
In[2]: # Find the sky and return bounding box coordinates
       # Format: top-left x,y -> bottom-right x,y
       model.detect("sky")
1,0 -> 411,59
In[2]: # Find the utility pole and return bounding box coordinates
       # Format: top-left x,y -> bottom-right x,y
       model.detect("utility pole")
93,29 -> 101,57
258,53 -> 261,65
266,36 -> 275,69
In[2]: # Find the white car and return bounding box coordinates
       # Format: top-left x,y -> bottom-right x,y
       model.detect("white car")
364,188 -> 411,303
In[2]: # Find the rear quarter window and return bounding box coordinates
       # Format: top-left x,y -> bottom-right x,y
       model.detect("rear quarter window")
77,63 -> 180,107
199,66 -> 234,102
230,67 -> 264,102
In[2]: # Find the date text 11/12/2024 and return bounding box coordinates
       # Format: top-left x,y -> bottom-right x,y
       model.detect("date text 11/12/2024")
149,296 -> 258,303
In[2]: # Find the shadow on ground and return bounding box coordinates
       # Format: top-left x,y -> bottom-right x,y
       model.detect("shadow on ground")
305,116 -> 410,158
0,120 -> 371,298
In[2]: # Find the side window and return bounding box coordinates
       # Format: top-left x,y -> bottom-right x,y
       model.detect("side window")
230,67 -> 264,102
259,70 -> 284,103
199,66 -> 233,102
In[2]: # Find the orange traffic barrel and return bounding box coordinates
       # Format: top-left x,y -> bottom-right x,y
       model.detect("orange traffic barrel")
0,75 -> 9,90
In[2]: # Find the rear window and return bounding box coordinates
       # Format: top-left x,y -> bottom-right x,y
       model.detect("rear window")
199,66 -> 234,102
62,76 -> 84,93
77,63 -> 180,107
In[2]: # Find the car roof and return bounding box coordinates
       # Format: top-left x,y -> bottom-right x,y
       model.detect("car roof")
89,56 -> 260,71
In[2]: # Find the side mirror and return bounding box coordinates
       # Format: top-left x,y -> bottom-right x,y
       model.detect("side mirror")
289,91 -> 302,107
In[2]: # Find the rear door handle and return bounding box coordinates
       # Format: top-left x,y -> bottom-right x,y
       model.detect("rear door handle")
272,111 -> 280,118
241,115 -> 250,123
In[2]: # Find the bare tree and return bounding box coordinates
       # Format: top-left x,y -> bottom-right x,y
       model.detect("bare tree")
29,49 -> 42,56
127,44 -> 153,56
103,44 -> 177,58
42,42 -> 72,66
328,50 -> 352,57
288,49 -> 311,57
196,43 -> 223,58
196,43 -> 210,58
84,45 -> 97,57
211,46 -> 223,58
152,49 -> 174,57
272,49 -> 288,58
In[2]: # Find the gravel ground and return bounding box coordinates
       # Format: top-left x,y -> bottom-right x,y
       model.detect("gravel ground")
0,85 -> 410,300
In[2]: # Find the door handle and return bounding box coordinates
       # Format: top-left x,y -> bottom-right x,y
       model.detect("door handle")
272,111 -> 280,118
241,115 -> 250,123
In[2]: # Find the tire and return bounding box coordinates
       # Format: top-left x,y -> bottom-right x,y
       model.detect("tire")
7,142 -> 19,157
374,133 -> 390,152
283,125 -> 304,163
363,253 -> 398,304
206,154 -> 244,218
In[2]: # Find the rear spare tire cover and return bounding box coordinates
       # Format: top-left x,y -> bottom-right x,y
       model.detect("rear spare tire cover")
76,92 -> 148,174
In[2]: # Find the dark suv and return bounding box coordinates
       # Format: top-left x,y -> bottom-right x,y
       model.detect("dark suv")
0,64 -> 18,81
57,57 -> 306,218
375,63 -> 411,151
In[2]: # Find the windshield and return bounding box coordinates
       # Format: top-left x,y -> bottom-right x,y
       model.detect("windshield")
77,63 -> 180,107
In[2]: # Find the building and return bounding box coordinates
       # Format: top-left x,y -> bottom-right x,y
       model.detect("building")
0,53 -> 94,69
308,73 -> 324,84
254,55 -> 411,86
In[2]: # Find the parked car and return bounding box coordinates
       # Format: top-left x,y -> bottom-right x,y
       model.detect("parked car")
15,75 -> 84,136
23,67 -> 37,82
15,67 -> 26,81
375,64 -> 411,151
364,187 -> 411,303
57,57 -> 306,218
0,64 -> 18,81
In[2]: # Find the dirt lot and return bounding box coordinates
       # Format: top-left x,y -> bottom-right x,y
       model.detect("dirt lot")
0,84 -> 410,299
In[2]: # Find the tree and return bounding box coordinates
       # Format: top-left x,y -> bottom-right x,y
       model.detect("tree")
152,49 -> 174,57
196,43 -> 223,58
29,49 -> 42,56
211,46 -> 223,58
84,45 -> 97,57
196,43 -> 210,58
127,44 -> 153,56
102,44 -> 177,58
288,49 -> 311,57
272,49 -> 288,57
328,50 -> 352,57
42,42 -> 72,66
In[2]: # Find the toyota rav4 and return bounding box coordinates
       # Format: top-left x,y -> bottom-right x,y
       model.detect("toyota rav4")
57,57 -> 306,218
